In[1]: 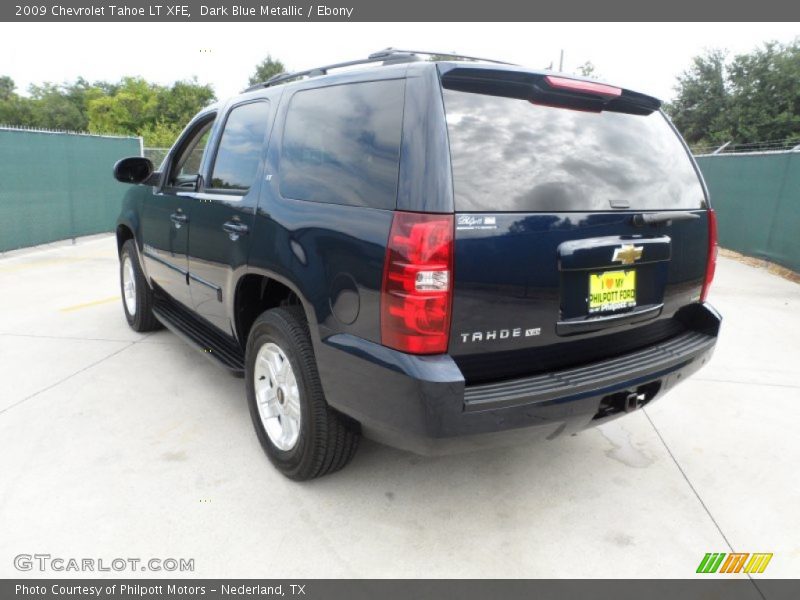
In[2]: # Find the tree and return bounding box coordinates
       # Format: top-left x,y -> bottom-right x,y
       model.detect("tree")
26,82 -> 93,131
157,78 -> 215,125
665,41 -> 800,147
0,77 -> 33,126
86,77 -> 215,145
0,74 -> 215,147
0,76 -> 30,125
248,55 -> 286,86
139,120 -> 186,148
30,78 -> 106,131
726,41 -> 800,144
664,49 -> 730,147
87,77 -> 161,134
0,76 -> 14,101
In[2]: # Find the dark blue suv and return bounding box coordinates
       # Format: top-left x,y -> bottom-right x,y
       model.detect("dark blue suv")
113,49 -> 721,479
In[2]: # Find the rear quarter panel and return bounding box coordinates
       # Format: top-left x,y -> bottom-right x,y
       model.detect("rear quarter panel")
247,66 -> 435,346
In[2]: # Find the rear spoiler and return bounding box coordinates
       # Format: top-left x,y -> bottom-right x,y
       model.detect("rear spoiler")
439,65 -> 661,115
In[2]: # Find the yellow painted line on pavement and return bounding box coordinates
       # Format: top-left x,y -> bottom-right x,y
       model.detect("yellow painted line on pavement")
60,296 -> 120,313
0,254 -> 114,273
0,257 -> 85,273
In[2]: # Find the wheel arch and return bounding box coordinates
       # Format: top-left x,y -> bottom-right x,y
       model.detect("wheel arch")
233,269 -> 320,348
116,214 -> 150,284
116,223 -> 135,254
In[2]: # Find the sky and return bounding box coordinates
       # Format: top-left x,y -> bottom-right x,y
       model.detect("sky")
0,22 -> 797,102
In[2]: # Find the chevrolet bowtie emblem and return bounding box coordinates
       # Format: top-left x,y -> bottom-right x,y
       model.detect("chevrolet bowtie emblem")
612,244 -> 643,265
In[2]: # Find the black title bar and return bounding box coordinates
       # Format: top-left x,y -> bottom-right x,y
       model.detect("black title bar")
3,0 -> 800,21
4,579 -> 800,600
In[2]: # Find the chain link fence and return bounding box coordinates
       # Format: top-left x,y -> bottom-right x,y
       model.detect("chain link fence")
692,138 -> 800,156
143,147 -> 170,168
696,150 -> 800,273
3,126 -> 798,275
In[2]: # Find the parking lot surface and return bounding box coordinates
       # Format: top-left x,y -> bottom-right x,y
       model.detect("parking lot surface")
0,235 -> 798,581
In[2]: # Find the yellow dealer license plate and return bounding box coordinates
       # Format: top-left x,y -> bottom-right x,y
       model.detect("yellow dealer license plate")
588,270 -> 636,314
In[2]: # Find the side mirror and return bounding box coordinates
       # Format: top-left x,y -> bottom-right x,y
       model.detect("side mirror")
113,157 -> 160,185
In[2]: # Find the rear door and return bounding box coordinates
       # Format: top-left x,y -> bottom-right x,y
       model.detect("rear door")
440,67 -> 710,384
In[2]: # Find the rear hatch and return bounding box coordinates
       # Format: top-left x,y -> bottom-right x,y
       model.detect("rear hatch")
440,65 -> 711,384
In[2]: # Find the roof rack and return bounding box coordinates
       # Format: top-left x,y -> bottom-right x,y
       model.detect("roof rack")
243,48 -> 515,92
368,48 -> 515,66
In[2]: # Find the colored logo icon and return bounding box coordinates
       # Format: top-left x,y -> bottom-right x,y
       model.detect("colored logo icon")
697,552 -> 773,574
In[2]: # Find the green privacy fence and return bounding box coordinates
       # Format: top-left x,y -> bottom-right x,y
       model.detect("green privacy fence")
0,127 -> 141,253
2,126 -> 799,274
696,151 -> 800,273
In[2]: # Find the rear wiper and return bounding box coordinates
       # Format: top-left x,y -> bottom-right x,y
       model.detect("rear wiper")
631,212 -> 700,227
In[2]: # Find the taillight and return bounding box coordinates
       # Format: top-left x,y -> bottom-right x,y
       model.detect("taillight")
381,212 -> 454,354
543,75 -> 622,99
700,208 -> 718,302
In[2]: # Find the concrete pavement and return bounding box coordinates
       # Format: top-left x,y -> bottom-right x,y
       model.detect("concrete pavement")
0,235 -> 797,582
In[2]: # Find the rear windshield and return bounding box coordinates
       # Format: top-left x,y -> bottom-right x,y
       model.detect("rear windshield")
442,88 -> 706,212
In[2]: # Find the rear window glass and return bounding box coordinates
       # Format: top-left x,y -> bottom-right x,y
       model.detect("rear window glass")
210,101 -> 270,192
279,80 -> 405,210
443,88 -> 705,212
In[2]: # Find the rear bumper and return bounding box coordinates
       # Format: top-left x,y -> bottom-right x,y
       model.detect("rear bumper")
316,303 -> 721,455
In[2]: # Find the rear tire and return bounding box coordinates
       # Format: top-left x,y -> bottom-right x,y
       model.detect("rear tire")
245,306 -> 360,480
120,239 -> 161,332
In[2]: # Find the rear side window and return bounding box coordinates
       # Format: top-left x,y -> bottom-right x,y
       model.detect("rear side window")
279,80 -> 405,209
443,88 -> 705,212
209,101 -> 270,193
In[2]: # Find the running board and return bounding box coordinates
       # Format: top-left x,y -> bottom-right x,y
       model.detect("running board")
152,292 -> 245,377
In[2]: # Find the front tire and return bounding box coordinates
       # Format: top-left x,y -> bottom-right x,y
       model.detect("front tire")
246,307 -> 360,480
119,239 -> 161,332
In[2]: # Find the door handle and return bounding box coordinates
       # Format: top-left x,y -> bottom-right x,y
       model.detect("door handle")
223,221 -> 249,235
170,212 -> 188,228
222,220 -> 249,240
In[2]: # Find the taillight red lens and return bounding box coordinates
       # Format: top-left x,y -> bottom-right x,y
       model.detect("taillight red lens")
701,208 -> 718,302
544,75 -> 622,99
381,212 -> 454,354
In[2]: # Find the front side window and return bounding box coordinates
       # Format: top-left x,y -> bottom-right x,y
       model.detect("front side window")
168,117 -> 214,188
279,80 -> 405,209
209,101 -> 271,192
